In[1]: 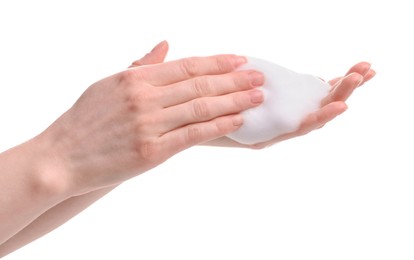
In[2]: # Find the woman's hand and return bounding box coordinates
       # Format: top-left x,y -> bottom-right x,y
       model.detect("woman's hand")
205,62 -> 376,149
252,62 -> 376,148
39,45 -> 265,196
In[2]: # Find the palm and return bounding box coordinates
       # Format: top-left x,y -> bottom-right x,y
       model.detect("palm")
128,50 -> 376,149
252,62 -> 376,148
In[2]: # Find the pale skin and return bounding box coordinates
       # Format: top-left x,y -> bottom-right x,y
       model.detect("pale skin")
0,41 -> 375,257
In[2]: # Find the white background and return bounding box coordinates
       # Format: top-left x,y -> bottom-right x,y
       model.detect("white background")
1,0 -> 413,259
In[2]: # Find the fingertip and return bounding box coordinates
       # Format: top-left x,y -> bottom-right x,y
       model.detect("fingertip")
234,56 -> 247,67
248,71 -> 265,87
160,40 -> 169,53
161,40 -> 169,47
152,40 -> 169,59
132,41 -> 169,67
347,61 -> 371,77
232,114 -> 244,127
361,62 -> 372,78
359,61 -> 372,68
151,40 -> 168,52
249,89 -> 264,104
338,102 -> 348,113
364,69 -> 376,82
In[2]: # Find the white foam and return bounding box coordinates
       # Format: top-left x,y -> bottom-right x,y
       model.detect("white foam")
226,57 -> 330,145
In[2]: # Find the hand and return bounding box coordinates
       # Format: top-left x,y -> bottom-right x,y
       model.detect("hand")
39,42 -> 265,196
0,41 -> 179,256
251,62 -> 376,148
204,62 -> 376,149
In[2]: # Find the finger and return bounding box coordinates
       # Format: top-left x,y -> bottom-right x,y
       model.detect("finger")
249,101 -> 348,148
129,40 -> 169,67
159,70 -> 264,107
135,54 -> 247,86
362,69 -> 376,84
347,62 -> 376,87
322,73 -> 363,105
298,101 -> 348,135
160,114 -> 245,155
328,77 -> 342,86
159,89 -> 263,132
329,62 -> 374,87
345,61 -> 371,77
329,68 -> 375,88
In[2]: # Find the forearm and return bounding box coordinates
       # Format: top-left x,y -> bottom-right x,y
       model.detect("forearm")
0,137 -> 69,245
0,137 -> 247,258
0,184 -> 117,257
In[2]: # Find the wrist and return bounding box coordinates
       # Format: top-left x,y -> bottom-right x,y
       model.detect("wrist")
27,130 -> 75,201
0,133 -> 74,244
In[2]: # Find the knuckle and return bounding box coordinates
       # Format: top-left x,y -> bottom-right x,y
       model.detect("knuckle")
192,100 -> 210,119
124,91 -> 142,112
134,139 -> 160,162
215,55 -> 234,73
118,69 -> 143,85
186,125 -> 203,143
124,88 -> 155,113
181,57 -> 199,77
192,77 -> 211,97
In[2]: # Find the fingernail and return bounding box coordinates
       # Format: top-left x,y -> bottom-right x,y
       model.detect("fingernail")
233,56 -> 247,67
362,62 -> 372,77
346,73 -> 363,86
151,40 -> 167,52
248,71 -> 264,87
357,75 -> 364,86
362,67 -> 374,78
250,89 -> 264,104
232,114 -> 244,126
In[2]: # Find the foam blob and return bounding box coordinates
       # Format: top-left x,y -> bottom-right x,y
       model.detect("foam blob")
226,57 -> 330,145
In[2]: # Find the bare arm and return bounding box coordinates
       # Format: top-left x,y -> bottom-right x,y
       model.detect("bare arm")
0,41 -> 168,257
0,41 -> 375,257
0,42 -> 263,256
0,137 -> 69,247
0,185 -> 116,257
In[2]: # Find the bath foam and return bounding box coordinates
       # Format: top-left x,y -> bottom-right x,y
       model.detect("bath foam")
226,57 -> 330,145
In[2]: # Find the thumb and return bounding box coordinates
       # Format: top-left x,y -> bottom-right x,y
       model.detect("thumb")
129,40 -> 169,68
